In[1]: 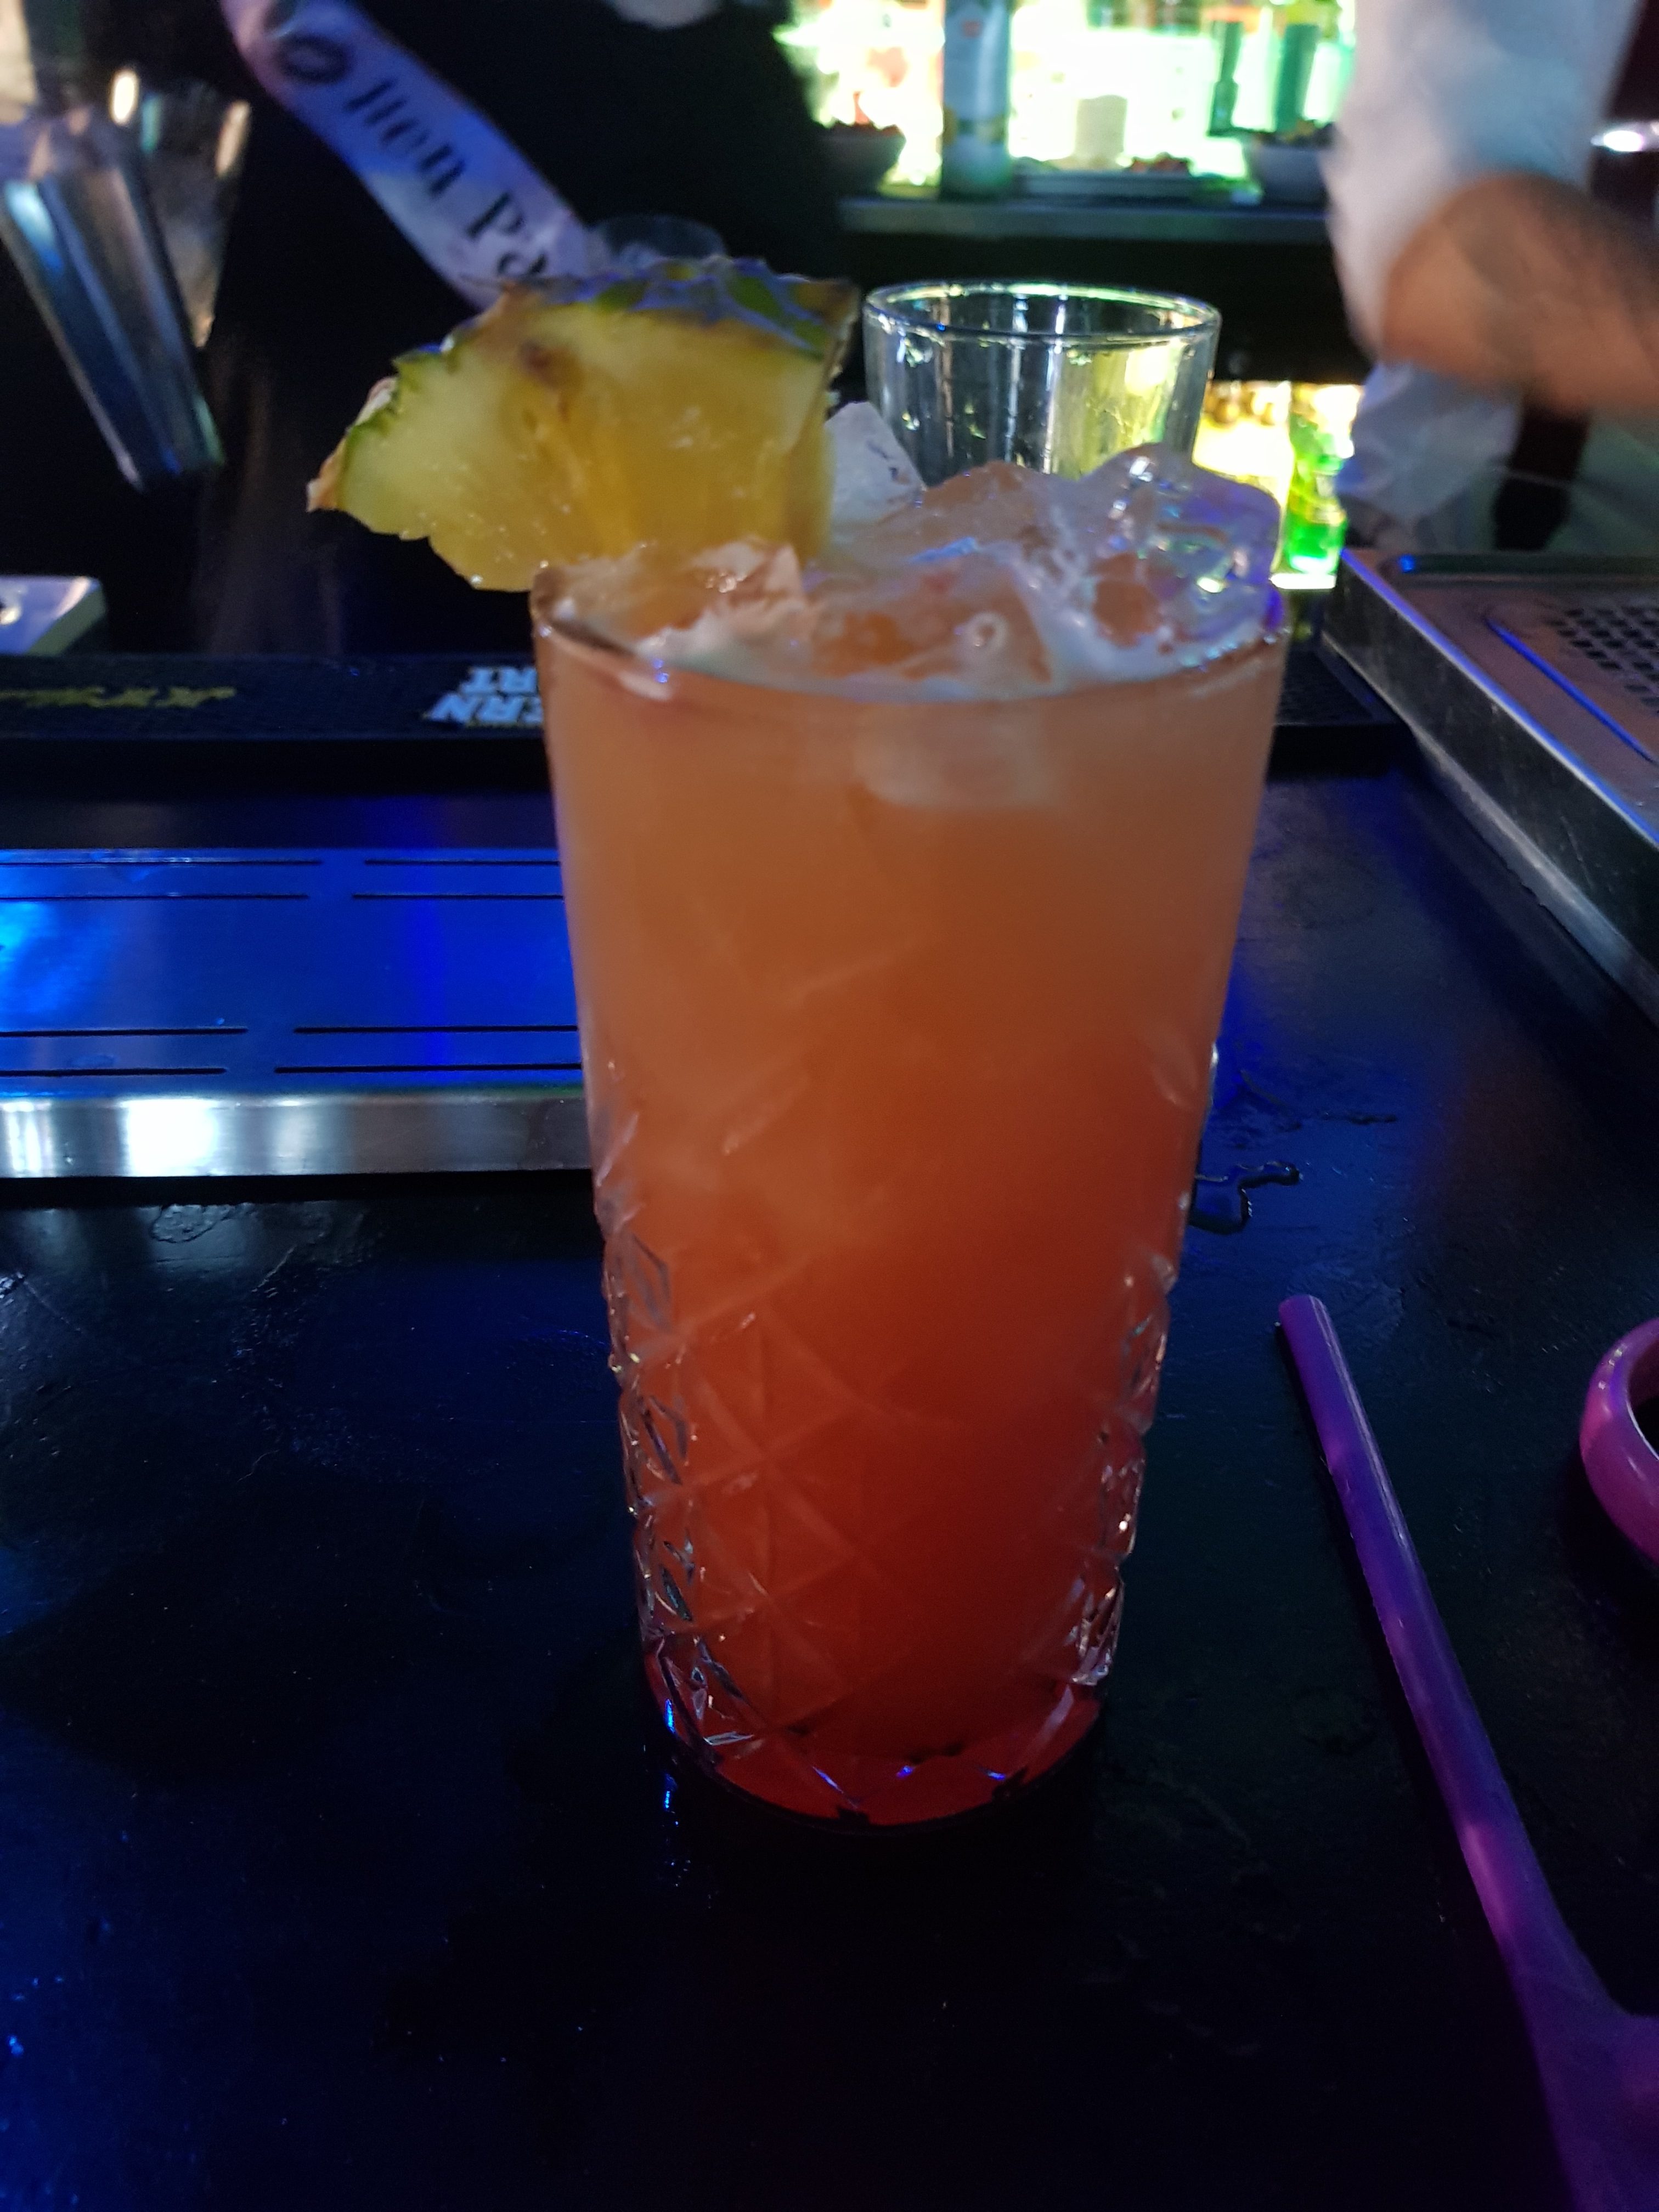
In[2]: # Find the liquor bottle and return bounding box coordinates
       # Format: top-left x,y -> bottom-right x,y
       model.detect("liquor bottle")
1269,0 -> 1341,136
1279,382 -> 1360,577
1204,1 -> 1252,136
941,0 -> 1013,198
1087,0 -> 1220,171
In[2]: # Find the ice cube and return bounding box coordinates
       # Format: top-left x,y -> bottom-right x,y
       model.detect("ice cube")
827,403 -> 924,535
808,547 -> 1051,692
556,539 -> 807,658
1075,448 -> 1280,644
854,462 -> 1048,568
552,445 -> 1280,699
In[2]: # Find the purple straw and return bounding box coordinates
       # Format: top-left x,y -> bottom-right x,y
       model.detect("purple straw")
1279,1295 -> 1659,2212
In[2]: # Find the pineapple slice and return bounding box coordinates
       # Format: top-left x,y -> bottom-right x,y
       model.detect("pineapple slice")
309,262 -> 859,591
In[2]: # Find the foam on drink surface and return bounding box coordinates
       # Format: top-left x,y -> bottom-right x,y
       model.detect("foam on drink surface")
553,407 -> 1281,702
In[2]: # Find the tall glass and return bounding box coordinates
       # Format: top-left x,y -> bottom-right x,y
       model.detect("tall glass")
864,281 -> 1220,486
533,579 -> 1286,1825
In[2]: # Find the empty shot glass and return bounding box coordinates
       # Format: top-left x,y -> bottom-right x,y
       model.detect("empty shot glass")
864,280 -> 1219,486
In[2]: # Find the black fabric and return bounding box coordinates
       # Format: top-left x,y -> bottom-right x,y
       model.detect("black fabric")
1611,0 -> 1659,122
1497,0 -> 1659,550
1492,411 -> 1594,552
4,0 -> 844,650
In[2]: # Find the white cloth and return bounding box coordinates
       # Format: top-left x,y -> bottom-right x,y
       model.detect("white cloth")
1326,0 -> 1646,529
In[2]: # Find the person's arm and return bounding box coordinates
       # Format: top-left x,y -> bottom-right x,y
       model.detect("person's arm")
1325,0 -> 1645,373
1380,169 -> 1659,413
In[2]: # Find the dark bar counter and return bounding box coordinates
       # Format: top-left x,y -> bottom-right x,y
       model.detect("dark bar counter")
0,703 -> 1656,2210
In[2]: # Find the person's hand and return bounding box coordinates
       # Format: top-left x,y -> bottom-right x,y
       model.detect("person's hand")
1382,169 -> 1659,415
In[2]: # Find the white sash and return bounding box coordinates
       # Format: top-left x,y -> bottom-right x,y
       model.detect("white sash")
217,0 -> 596,304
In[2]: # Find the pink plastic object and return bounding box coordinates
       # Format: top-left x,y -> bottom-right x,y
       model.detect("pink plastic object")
1579,1319 -> 1659,1566
1279,1295 -> 1659,2212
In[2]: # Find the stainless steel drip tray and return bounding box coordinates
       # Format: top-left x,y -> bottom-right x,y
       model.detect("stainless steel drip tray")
1324,551 -> 1659,1024
0,848 -> 588,1177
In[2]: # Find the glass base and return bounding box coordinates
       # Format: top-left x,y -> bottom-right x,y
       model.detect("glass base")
646,1648 -> 1104,1826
